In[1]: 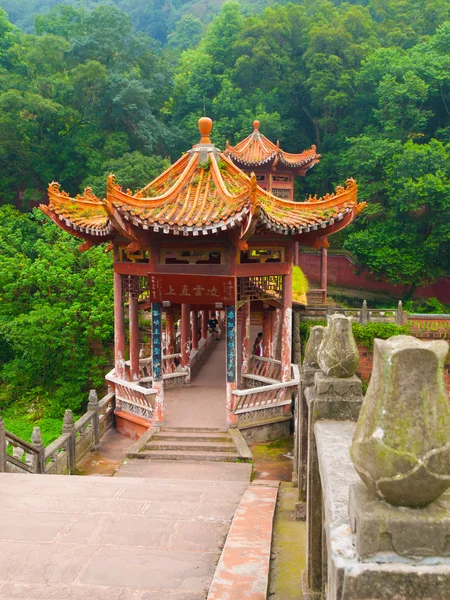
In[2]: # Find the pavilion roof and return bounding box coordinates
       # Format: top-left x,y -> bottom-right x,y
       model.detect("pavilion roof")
41,118 -> 363,247
224,120 -> 320,171
40,184 -> 113,238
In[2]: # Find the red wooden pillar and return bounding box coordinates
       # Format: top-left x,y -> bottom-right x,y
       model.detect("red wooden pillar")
281,267 -> 293,383
129,296 -> 140,381
294,241 -> 299,266
320,246 -> 328,301
192,311 -> 199,350
270,310 -> 278,359
241,301 -> 251,381
114,272 -> 125,379
165,308 -> 174,355
181,303 -> 191,381
201,310 -> 208,339
263,309 -> 271,358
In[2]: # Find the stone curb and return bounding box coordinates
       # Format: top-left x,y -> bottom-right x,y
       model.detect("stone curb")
207,480 -> 280,600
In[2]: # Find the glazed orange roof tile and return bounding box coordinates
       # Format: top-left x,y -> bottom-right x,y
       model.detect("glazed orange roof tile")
41,117 -> 364,247
224,120 -> 320,172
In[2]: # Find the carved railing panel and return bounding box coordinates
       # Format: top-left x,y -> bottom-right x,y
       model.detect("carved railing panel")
247,355 -> 282,381
106,370 -> 156,421
233,364 -> 300,416
4,430 -> 44,474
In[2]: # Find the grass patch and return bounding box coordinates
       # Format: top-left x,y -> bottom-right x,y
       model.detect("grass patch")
251,437 -> 293,459
3,417 -> 64,446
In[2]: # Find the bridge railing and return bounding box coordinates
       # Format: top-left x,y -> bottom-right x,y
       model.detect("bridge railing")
0,391 -> 116,475
0,422 -> 45,474
233,363 -> 300,415
245,355 -> 282,383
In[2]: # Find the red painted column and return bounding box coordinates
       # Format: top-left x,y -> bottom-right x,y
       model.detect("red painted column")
321,246 -> 328,301
181,303 -> 191,381
201,310 -> 208,340
294,241 -> 299,266
281,267 -> 293,383
192,311 -> 199,350
129,296 -> 140,381
263,309 -> 271,358
114,272 -> 125,379
241,301 -> 251,382
271,309 -> 281,360
166,308 -> 174,355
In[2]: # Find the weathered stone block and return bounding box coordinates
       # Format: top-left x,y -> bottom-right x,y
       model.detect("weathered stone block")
303,325 -> 325,369
318,314 -> 359,378
301,365 -> 320,389
308,372 -> 363,422
351,335 -> 450,507
349,482 -> 450,559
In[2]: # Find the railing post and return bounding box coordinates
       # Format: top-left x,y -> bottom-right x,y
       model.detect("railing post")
0,417 -> 6,472
360,299 -> 369,325
62,409 -> 76,474
396,300 -> 404,325
88,389 -> 100,450
31,427 -> 46,474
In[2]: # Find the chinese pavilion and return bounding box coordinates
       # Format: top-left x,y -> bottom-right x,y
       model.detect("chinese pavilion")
225,120 -> 329,302
224,120 -> 320,201
40,117 -> 363,438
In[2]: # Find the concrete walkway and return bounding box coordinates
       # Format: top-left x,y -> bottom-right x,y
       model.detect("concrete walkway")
164,339 -> 227,429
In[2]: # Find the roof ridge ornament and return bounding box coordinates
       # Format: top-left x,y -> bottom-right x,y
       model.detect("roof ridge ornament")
198,116 -> 213,144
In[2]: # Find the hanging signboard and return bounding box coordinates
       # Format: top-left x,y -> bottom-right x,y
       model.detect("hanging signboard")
148,273 -> 236,305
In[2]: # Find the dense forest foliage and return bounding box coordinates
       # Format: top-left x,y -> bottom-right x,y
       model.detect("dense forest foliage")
0,0 -> 449,426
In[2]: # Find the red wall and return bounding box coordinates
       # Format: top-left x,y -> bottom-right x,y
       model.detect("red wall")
357,345 -> 450,399
299,251 -> 450,304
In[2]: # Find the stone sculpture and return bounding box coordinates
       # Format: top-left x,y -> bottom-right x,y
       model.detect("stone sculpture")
350,335 -> 450,507
317,314 -> 359,378
303,325 -> 325,368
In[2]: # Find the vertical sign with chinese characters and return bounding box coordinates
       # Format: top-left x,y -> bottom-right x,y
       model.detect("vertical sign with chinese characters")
152,302 -> 162,382
226,305 -> 236,383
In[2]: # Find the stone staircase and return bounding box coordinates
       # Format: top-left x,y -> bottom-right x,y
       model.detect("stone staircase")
127,426 -> 253,463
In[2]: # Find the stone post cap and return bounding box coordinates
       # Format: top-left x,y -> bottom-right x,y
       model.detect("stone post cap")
62,409 -> 75,433
303,325 -> 325,368
351,335 -> 450,507
31,427 -> 43,446
318,314 -> 359,378
88,389 -> 99,404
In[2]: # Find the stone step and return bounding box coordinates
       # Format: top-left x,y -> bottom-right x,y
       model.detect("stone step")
160,427 -> 229,433
146,440 -> 237,453
137,450 -> 242,462
155,431 -> 232,443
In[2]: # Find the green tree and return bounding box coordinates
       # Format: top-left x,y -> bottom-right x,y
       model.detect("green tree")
0,205 -> 114,417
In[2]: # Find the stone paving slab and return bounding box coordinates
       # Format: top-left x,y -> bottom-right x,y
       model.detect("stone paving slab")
164,340 -> 227,429
115,459 -> 252,481
0,470 -> 250,599
207,481 -> 279,600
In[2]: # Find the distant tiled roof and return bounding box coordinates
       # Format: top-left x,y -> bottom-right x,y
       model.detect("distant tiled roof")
224,121 -> 320,171
41,118 -> 363,245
